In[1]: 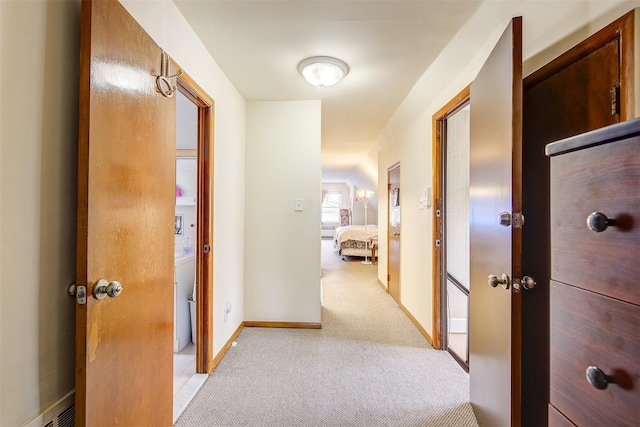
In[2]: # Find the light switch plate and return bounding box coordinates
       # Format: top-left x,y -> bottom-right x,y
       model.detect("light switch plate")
295,198 -> 304,212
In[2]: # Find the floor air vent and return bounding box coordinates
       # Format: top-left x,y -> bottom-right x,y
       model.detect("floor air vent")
29,392 -> 74,427
55,404 -> 74,427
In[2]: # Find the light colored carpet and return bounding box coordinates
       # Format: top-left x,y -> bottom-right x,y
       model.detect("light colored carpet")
175,241 -> 478,426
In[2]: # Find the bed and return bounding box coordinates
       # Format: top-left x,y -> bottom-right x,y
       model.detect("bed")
333,225 -> 378,258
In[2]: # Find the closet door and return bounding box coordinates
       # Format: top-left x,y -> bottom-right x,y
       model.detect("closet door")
75,0 -> 176,424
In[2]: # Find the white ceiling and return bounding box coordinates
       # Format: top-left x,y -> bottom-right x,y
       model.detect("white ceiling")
173,0 -> 483,186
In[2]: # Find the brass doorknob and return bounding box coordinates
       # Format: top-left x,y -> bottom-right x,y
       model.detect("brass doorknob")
488,273 -> 510,290
522,276 -> 536,290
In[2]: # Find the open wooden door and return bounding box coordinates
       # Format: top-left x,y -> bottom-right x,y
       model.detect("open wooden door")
75,0 -> 176,425
469,17 -> 523,426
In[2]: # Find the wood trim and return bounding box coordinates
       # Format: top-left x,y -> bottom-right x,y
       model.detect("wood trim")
244,321 -> 322,329
175,61 -> 215,106
524,11 -> 635,120
386,162 -> 401,303
433,84 -> 472,119
618,10 -> 634,119
377,278 -> 387,291
510,17 -> 524,427
431,118 -> 442,350
211,323 -> 244,371
399,303 -> 433,346
75,3 -> 91,423
431,84 -> 471,351
176,68 -> 216,374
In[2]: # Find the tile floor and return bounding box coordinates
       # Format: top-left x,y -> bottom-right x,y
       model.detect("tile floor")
173,342 -> 208,423
174,343 -> 196,392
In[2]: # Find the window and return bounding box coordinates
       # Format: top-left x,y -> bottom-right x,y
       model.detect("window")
321,192 -> 341,223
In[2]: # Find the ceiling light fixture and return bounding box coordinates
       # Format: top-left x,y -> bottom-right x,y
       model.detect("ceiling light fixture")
298,56 -> 349,88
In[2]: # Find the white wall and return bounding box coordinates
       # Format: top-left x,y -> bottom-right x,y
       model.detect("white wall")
121,0 -> 248,357
0,0 -> 247,425
244,101 -> 322,323
377,0 -> 639,340
0,1 -> 79,425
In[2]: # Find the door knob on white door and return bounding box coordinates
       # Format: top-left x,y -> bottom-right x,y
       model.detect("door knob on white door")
93,279 -> 123,300
488,273 -> 511,290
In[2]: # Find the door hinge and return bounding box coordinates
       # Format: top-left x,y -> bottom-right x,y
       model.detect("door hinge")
387,274 -> 391,282
611,84 -> 620,116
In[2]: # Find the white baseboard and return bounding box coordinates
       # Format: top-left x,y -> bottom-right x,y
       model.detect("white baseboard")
23,390 -> 74,427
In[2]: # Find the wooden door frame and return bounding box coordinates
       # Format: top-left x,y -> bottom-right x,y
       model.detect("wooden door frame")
387,162 -> 400,301
431,85 -> 470,350
176,70 -> 215,373
524,11 -> 634,116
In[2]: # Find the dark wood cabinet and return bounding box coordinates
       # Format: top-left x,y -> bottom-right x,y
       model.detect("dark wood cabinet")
521,11 -> 635,424
546,118 -> 640,426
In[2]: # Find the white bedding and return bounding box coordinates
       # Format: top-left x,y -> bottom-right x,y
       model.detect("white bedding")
333,225 -> 378,257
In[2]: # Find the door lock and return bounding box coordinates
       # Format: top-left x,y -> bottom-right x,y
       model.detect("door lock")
498,211 -> 524,228
93,279 -> 123,300
68,282 -> 87,305
513,276 -> 537,292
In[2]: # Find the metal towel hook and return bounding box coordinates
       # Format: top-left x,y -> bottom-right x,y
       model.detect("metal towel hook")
156,51 -> 183,97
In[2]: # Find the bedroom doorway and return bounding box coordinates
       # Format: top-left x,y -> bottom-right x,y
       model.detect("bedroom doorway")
432,85 -> 470,369
387,164 -> 401,303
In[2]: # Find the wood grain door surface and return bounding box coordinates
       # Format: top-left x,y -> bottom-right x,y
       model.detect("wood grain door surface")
469,17 -> 523,427
76,0 -> 176,425
521,13 -> 628,424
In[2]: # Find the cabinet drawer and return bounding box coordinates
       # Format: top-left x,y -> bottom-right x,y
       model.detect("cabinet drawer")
550,281 -> 639,426
550,137 -> 639,304
548,404 -> 575,427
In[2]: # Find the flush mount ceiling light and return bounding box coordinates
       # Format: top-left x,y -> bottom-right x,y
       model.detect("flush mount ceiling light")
298,56 -> 349,88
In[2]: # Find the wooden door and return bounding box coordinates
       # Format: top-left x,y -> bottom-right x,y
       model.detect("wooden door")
75,1 -> 176,425
469,17 -> 523,426
388,164 -> 401,302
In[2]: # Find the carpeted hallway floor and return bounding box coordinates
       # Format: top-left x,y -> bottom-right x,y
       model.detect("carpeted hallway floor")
175,240 -> 478,426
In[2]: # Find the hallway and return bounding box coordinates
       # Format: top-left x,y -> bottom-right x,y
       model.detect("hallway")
175,240 -> 477,426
